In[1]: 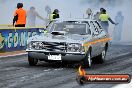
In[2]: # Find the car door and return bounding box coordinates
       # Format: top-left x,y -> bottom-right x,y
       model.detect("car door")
89,21 -> 100,57
92,21 -> 107,53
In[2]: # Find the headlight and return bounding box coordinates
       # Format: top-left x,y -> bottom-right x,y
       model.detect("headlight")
67,43 -> 84,52
32,42 -> 43,49
27,42 -> 43,50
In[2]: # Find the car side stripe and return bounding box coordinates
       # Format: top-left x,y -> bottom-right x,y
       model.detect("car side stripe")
83,38 -> 111,47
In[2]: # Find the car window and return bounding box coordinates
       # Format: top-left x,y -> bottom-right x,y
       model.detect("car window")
49,22 -> 91,35
65,24 -> 86,34
93,21 -> 102,33
82,21 -> 91,34
90,21 -> 99,35
95,21 -> 102,29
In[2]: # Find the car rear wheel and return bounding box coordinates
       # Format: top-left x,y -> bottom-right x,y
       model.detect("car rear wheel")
93,47 -> 106,64
83,50 -> 92,68
98,48 -> 106,63
28,55 -> 38,66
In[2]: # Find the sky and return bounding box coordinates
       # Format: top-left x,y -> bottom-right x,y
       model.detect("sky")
0,0 -> 132,42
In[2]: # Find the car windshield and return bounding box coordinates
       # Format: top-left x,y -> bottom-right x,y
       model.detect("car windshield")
48,22 -> 88,35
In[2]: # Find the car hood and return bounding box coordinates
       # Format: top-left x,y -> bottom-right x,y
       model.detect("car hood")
28,32 -> 91,44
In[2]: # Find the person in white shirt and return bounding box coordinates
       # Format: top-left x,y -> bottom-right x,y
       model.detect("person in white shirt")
27,6 -> 45,27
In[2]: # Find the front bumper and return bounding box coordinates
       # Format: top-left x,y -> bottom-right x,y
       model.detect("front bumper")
27,51 -> 85,61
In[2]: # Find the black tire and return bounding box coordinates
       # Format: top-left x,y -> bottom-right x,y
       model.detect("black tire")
93,47 -> 106,64
98,48 -> 106,63
83,50 -> 92,68
28,55 -> 38,66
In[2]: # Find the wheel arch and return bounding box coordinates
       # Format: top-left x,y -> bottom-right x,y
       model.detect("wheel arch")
89,46 -> 92,53
105,42 -> 109,51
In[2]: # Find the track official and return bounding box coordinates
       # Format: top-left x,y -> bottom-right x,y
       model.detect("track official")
99,9 -> 117,33
50,9 -> 59,21
13,3 -> 26,27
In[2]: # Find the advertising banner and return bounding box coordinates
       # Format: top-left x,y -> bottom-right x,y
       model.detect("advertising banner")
0,28 -> 45,52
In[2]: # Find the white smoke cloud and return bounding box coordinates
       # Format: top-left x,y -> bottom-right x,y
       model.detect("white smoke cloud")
0,0 -> 131,41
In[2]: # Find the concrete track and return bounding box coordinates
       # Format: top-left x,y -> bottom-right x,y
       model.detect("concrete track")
0,44 -> 132,88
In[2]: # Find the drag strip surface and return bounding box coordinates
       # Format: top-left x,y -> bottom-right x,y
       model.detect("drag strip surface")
0,45 -> 132,88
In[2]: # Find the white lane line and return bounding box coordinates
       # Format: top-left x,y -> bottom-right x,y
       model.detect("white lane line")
54,68 -> 64,71
116,52 -> 131,57
112,79 -> 132,88
43,69 -> 51,72
0,53 -> 27,58
31,73 -> 46,79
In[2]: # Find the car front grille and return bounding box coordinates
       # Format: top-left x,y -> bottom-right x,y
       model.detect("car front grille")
43,42 -> 66,52
32,42 -> 66,52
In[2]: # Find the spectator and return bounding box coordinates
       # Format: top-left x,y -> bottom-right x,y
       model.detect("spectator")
27,6 -> 45,27
93,12 -> 100,21
86,8 -> 93,19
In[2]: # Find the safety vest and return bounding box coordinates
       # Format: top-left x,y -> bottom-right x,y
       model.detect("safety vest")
50,14 -> 55,21
99,14 -> 109,21
14,8 -> 26,25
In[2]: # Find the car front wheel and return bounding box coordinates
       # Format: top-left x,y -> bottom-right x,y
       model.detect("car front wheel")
28,55 -> 38,66
83,50 -> 92,68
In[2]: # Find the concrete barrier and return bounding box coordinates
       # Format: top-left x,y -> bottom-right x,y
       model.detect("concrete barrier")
0,27 -> 45,53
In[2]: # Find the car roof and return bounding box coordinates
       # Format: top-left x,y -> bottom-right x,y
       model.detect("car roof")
55,18 -> 96,22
